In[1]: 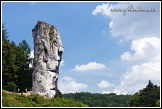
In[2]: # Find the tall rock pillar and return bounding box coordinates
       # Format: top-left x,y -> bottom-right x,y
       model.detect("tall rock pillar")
32,21 -> 63,98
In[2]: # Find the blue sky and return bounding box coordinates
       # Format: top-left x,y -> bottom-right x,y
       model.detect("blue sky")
2,1 -> 160,94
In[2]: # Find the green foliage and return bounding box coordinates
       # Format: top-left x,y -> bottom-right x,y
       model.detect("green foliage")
6,81 -> 17,92
2,24 -> 32,92
16,42 -> 32,91
129,93 -> 140,106
2,91 -> 24,107
2,40 -> 18,90
2,23 -> 8,41
63,92 -> 132,107
55,89 -> 63,98
156,99 -> 160,107
18,40 -> 31,57
129,80 -> 160,107
2,90 -> 87,107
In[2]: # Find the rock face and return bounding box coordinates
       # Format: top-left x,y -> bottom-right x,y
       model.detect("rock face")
32,21 -> 63,98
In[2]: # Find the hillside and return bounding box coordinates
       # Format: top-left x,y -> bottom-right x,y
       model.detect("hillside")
63,81 -> 160,107
63,92 -> 132,107
2,90 -> 87,107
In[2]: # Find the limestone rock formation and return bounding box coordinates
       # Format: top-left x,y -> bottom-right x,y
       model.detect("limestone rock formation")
32,21 -> 64,98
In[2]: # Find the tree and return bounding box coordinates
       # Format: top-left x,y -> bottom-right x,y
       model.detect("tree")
2,24 -> 32,92
55,89 -> 63,98
129,92 -> 140,106
16,40 -> 32,92
18,40 -> 31,57
2,40 -> 19,91
129,80 -> 160,107
2,23 -> 8,41
2,40 -> 32,92
146,80 -> 154,89
63,92 -> 131,107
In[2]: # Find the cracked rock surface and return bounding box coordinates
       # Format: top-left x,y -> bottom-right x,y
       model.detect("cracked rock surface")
32,21 -> 63,98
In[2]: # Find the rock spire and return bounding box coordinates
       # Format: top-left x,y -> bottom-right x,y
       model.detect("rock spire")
32,21 -> 63,98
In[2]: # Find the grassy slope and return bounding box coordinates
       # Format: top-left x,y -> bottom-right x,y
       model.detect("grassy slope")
2,90 -> 87,107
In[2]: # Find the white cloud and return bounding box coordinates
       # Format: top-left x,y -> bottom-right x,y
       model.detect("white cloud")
118,36 -> 160,95
114,61 -> 160,95
102,91 -> 111,94
98,80 -> 114,89
102,36 -> 160,95
121,51 -> 132,61
72,61 -> 106,72
112,89 -> 124,95
102,89 -> 123,95
109,36 -> 160,95
92,3 -> 111,16
109,20 -> 113,27
92,2 -> 160,40
28,50 -> 34,68
29,50 -> 34,58
121,37 -> 160,62
29,63 -> 33,68
58,76 -> 88,93
93,2 -> 160,95
61,76 -> 73,81
60,60 -> 64,66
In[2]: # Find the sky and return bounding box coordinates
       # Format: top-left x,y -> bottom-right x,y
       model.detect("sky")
2,1 -> 161,95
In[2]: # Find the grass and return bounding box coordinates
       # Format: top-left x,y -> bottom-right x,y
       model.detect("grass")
2,90 -> 87,107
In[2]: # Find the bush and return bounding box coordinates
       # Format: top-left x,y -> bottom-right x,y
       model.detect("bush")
6,81 -> 17,92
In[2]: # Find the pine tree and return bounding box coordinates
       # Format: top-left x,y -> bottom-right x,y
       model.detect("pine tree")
129,80 -> 160,107
2,23 -> 8,41
2,24 -> 32,92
